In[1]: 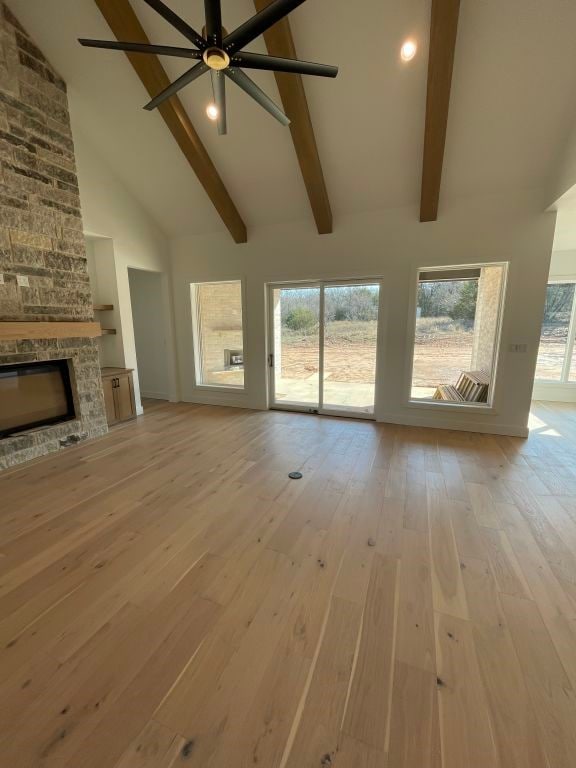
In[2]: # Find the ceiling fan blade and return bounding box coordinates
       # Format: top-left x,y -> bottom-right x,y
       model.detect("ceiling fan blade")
78,39 -> 202,60
223,0 -> 306,54
232,52 -> 338,78
142,0 -> 207,49
225,68 -> 290,126
204,0 -> 223,47
211,70 -> 227,135
144,61 -> 209,111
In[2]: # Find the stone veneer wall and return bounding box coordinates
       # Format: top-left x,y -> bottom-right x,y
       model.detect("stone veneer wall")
471,265 -> 505,376
196,281 -> 244,386
0,3 -> 107,469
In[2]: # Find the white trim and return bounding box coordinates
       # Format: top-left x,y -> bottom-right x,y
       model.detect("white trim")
532,381 -> 576,402
193,383 -> 246,392
140,390 -> 169,400
318,284 -> 325,412
265,282 -> 273,411
190,278 -> 247,392
378,411 -> 528,438
182,391 -> 252,408
534,278 -> 576,387
563,286 -> 576,381
404,261 -> 509,411
406,399 -> 497,415
266,278 -> 382,421
373,279 -> 387,420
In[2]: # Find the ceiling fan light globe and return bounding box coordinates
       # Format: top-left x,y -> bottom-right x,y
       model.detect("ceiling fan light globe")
203,47 -> 230,70
206,103 -> 219,120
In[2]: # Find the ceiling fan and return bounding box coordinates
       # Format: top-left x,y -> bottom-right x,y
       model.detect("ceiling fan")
79,0 -> 338,135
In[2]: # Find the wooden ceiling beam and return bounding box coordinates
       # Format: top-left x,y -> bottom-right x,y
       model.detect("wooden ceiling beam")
253,0 -> 333,234
420,0 -> 461,222
93,0 -> 247,243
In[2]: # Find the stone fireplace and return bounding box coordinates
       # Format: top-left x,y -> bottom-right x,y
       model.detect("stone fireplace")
0,3 -> 107,469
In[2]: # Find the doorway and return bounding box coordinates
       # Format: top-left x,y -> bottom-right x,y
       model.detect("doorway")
128,269 -> 170,404
268,280 -> 381,418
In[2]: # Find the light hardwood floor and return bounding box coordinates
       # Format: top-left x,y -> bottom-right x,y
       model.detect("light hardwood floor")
2,400 -> 576,767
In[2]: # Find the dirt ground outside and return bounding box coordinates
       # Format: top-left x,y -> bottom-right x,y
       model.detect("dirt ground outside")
280,320 -> 475,388
279,319 -> 571,389
535,340 -> 575,380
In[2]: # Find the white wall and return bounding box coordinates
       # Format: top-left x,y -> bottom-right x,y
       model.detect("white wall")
548,117 -> 576,209
85,236 -> 124,369
549,249 -> 576,278
72,121 -> 179,413
128,269 -> 171,400
171,190 -> 555,437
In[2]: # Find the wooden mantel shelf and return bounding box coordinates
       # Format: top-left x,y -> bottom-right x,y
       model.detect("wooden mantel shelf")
0,321 -> 102,341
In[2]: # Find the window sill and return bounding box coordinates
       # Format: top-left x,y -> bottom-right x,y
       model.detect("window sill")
194,384 -> 246,393
406,399 -> 496,415
534,380 -> 576,386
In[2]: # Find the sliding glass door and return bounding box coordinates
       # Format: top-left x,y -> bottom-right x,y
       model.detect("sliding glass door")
268,280 -> 380,418
322,283 -> 379,412
269,284 -> 321,409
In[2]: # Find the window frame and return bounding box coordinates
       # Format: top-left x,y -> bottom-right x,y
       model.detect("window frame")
534,278 -> 576,385
405,261 -> 508,411
190,278 -> 247,392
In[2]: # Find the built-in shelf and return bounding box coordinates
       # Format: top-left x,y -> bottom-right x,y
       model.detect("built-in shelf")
93,304 -> 114,312
101,329 -> 117,336
0,321 -> 102,340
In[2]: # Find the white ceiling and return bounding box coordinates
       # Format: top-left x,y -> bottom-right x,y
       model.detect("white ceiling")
7,0 -> 576,238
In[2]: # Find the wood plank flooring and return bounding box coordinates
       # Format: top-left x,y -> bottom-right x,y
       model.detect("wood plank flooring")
1,400 -> 576,766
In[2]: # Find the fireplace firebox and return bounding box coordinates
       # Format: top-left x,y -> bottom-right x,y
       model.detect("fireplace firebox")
0,359 -> 76,439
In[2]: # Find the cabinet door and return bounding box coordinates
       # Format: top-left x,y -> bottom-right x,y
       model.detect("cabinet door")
102,377 -> 118,425
115,374 -> 135,422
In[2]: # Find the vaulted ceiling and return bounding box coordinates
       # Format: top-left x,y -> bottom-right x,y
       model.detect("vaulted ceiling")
7,0 -> 576,240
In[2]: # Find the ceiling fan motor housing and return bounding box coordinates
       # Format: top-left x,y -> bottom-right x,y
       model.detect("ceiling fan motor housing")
203,46 -> 230,70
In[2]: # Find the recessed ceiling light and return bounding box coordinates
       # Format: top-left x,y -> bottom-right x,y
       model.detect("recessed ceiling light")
401,40 -> 417,62
206,103 -> 219,121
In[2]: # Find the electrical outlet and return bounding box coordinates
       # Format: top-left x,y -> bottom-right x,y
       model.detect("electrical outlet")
509,343 -> 527,353
16,275 -> 30,287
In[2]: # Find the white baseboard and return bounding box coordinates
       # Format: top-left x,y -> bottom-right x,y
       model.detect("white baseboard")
177,395 -> 529,437
532,383 -> 576,403
377,411 -> 529,438
140,390 -> 170,400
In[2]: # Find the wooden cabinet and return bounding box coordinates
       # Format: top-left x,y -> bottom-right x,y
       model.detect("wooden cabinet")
101,368 -> 136,426
102,376 -> 118,425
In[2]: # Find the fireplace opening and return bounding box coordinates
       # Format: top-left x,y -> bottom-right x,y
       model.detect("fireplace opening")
224,349 -> 244,369
0,359 -> 76,439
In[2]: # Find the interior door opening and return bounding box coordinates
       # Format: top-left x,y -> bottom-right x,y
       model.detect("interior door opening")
269,281 -> 380,418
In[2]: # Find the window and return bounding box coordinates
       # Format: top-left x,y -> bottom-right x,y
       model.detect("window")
191,280 -> 244,388
410,264 -> 506,405
535,282 -> 576,383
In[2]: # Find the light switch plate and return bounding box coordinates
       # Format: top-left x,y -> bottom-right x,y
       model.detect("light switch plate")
509,343 -> 528,353
16,275 -> 30,287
